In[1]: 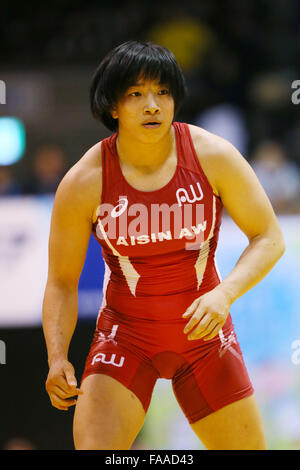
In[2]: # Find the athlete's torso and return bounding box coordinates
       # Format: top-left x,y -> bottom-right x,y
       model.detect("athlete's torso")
93,122 -> 223,319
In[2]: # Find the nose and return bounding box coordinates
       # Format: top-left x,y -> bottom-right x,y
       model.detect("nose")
144,93 -> 160,115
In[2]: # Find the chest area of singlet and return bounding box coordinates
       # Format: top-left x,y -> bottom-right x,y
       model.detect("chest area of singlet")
93,164 -> 221,258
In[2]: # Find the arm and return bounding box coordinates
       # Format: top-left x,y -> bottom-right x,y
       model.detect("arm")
43,144 -> 101,409
183,133 -> 285,340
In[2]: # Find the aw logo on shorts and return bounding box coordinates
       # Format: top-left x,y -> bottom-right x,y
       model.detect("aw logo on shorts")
111,196 -> 128,218
176,182 -> 204,207
91,352 -> 125,368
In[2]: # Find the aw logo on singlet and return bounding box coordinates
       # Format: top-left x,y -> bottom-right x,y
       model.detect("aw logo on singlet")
111,196 -> 128,218
176,182 -> 204,207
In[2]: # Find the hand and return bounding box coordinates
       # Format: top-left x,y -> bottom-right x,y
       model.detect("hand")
45,358 -> 83,411
182,286 -> 231,341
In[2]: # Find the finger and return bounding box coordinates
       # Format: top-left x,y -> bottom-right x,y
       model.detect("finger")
47,376 -> 83,398
48,373 -> 72,394
184,312 -> 209,335
50,392 -> 77,410
51,398 -> 77,411
64,366 -> 77,389
197,318 -> 219,339
187,314 -> 214,339
202,323 -> 222,341
53,401 -> 69,411
182,298 -> 200,318
50,385 -> 81,400
54,369 -> 79,395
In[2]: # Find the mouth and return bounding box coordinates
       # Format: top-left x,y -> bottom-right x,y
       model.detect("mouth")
142,121 -> 161,129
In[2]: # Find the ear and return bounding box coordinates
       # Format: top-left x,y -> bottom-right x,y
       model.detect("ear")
111,105 -> 118,119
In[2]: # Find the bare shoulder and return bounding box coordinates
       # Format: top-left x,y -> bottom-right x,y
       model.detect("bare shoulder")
187,124 -> 245,197
55,141 -> 102,224
188,123 -> 234,155
187,123 -> 277,238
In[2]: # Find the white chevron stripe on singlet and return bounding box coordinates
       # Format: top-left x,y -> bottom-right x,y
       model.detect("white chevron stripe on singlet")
96,261 -> 111,324
193,202 -> 228,348
214,259 -> 225,344
194,195 -> 216,290
96,219 -> 140,296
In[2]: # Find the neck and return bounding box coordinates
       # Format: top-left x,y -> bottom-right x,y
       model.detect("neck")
116,125 -> 175,173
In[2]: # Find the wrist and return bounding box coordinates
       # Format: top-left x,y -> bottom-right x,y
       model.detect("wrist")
48,353 -> 68,368
215,282 -> 236,306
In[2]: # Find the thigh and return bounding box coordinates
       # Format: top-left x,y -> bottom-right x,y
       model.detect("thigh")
173,326 -> 255,424
73,374 -> 146,450
191,395 -> 267,450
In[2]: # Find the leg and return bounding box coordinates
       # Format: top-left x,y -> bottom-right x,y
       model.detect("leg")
173,324 -> 266,449
191,395 -> 267,450
73,374 -> 146,450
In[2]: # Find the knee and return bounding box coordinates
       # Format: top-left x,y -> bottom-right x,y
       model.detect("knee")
75,440 -> 122,450
74,430 -> 132,450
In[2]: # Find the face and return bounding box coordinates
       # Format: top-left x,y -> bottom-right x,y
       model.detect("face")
111,78 -> 175,142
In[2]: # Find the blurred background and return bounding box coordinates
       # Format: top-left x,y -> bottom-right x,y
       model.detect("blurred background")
0,0 -> 300,450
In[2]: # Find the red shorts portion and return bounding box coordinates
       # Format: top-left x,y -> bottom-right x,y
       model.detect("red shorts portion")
81,308 -> 254,424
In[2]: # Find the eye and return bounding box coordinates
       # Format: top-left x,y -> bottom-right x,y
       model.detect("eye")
158,89 -> 169,95
129,91 -> 141,97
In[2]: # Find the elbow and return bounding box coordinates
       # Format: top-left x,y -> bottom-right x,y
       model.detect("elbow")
252,228 -> 286,261
277,234 -> 286,259
270,229 -> 286,261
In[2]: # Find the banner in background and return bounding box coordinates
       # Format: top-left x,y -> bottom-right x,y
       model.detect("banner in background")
0,196 -> 53,326
0,195 -> 105,326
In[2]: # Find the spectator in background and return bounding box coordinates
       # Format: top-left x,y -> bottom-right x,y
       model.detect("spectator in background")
145,11 -> 218,121
0,166 -> 21,195
2,436 -> 36,450
194,104 -> 249,156
146,15 -> 215,75
250,140 -> 300,214
24,145 -> 67,194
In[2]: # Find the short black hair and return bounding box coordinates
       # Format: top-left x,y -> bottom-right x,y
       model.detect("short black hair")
90,40 -> 187,131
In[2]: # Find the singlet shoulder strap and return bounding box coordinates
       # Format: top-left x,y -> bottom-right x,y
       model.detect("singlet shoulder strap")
173,122 -> 202,173
173,122 -> 215,191
100,132 -> 119,203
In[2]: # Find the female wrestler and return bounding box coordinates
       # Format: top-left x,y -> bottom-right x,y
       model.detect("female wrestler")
42,41 -> 285,450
